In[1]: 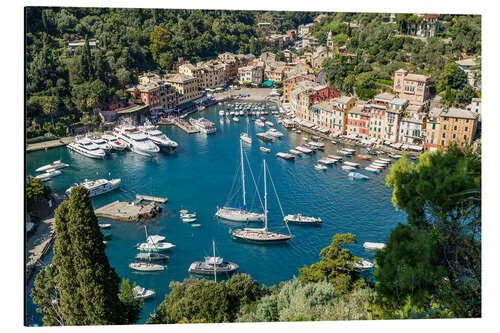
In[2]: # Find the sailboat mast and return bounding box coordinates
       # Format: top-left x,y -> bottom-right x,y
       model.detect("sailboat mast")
240,140 -> 246,208
264,159 -> 268,232
213,240 -> 217,283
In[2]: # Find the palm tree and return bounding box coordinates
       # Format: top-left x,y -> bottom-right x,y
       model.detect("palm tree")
43,99 -> 57,128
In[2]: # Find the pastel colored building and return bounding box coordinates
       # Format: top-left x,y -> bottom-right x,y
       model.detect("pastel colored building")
393,69 -> 431,103
264,62 -> 286,82
384,98 -> 408,143
424,107 -> 442,151
398,108 -> 426,146
283,73 -> 316,103
290,81 -> 339,121
131,72 -> 178,114
367,103 -> 387,142
178,63 -> 204,89
437,107 -> 479,149
237,63 -> 264,85
346,104 -> 371,139
165,73 -> 203,106
311,96 -> 355,134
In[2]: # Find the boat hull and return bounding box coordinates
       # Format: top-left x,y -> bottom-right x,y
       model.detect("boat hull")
215,208 -> 264,222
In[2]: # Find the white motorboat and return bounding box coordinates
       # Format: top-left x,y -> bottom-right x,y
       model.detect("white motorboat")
348,172 -> 369,180
35,169 -> 62,181
89,136 -> 112,152
363,242 -> 386,250
365,166 -> 381,173
256,132 -> 275,142
314,164 -> 327,170
289,149 -> 301,155
260,147 -> 271,153
182,217 -> 197,223
328,154 -> 343,160
216,141 -> 265,223
142,128 -> 178,151
342,165 -> 356,171
232,160 -> 292,243
265,121 -> 274,127
114,125 -> 159,156
66,178 -> 121,197
132,285 -> 156,299
179,209 -> 196,218
276,152 -> 295,160
318,158 -> 336,165
284,214 -> 322,224
266,128 -> 284,138
67,136 -> 106,159
255,120 -> 265,127
189,118 -> 217,134
330,140 -> 337,144
129,262 -> 164,272
344,161 -> 360,167
308,141 -> 325,150
35,160 -> 69,172
98,223 -> 111,229
240,132 -> 252,145
295,146 -> 313,154
219,110 -> 225,116
101,134 -> 128,151
389,154 -> 402,159
188,240 -> 239,277
233,117 -> 240,122
354,259 -> 374,270
136,226 -> 175,252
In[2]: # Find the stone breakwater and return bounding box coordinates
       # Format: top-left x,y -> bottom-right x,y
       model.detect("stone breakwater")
94,200 -> 162,222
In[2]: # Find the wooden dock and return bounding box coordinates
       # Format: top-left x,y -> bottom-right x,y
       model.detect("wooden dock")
136,194 -> 168,203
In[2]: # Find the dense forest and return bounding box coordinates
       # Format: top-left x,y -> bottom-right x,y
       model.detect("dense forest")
312,13 -> 481,103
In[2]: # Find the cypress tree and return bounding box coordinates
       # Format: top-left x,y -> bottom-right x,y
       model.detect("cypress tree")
32,186 -> 134,325
79,35 -> 93,82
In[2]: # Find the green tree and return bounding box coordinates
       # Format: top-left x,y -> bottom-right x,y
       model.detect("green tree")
32,187 -> 139,325
149,26 -> 172,62
79,35 -> 93,82
379,147 -> 481,317
119,279 -> 143,324
355,72 -> 377,100
298,233 -> 367,294
26,178 -> 51,213
148,274 -> 265,324
440,62 -> 468,90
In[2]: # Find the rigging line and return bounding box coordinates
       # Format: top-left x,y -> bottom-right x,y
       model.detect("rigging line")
224,158 -> 241,206
248,165 -> 263,211
244,149 -> 264,211
266,162 -> 292,236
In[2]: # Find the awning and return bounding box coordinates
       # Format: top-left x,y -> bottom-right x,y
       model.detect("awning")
263,80 -> 274,87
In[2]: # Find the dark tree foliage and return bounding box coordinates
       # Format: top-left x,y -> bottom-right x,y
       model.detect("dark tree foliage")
298,233 -> 368,294
147,274 -> 266,324
26,178 -> 52,213
31,186 -> 141,325
377,145 -> 481,318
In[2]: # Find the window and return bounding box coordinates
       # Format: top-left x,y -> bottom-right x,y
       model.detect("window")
442,133 -> 446,138
455,118 -> 458,122
465,127 -> 468,132
454,126 -> 457,131
441,140 -> 445,145
466,119 -> 469,123
443,125 -> 447,130
464,135 -> 467,140
452,134 -> 456,139
432,123 -> 436,130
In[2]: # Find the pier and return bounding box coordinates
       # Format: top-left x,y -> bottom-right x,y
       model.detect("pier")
27,136 -> 75,153
136,194 -> 168,203
94,200 -> 162,222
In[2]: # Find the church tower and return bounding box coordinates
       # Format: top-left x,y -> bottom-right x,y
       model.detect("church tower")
326,30 -> 333,55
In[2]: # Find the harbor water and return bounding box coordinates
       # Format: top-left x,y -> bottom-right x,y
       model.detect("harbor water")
25,101 -> 407,324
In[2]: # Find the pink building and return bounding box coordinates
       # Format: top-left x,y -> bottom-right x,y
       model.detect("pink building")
393,69 -> 431,103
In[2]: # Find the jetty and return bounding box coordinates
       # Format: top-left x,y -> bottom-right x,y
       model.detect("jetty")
94,200 -> 162,222
135,194 -> 168,204
173,118 -> 199,134
27,136 -> 75,153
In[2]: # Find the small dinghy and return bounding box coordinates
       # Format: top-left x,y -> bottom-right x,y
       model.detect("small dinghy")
354,259 -> 374,270
182,218 -> 197,223
284,214 -> 322,224
289,149 -> 301,155
314,164 -> 327,170
260,147 -> 271,153
129,262 -> 165,272
389,153 -> 402,159
276,152 -> 295,160
180,210 -> 196,218
363,242 -> 386,250
295,146 -> 313,154
348,172 -> 369,180
192,224 -> 201,228
318,158 -> 336,165
135,253 -> 169,261
344,161 -> 360,167
99,223 -> 111,229
132,285 -> 156,299
364,166 -> 381,173
330,140 -> 337,145
356,155 -> 372,161
342,165 -> 356,171
328,154 -> 343,160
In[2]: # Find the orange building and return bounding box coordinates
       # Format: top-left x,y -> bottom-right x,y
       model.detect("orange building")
393,69 -> 431,103
437,107 -> 479,149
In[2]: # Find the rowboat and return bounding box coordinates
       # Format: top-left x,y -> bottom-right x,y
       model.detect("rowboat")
364,166 -> 381,173
276,152 -> 295,160
342,165 -> 356,171
356,155 -> 372,161
314,164 -> 327,170
348,172 -> 369,180
98,223 -> 111,229
344,161 -> 360,167
260,147 -> 271,153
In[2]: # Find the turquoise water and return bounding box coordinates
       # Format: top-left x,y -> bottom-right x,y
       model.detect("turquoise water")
25,101 -> 406,325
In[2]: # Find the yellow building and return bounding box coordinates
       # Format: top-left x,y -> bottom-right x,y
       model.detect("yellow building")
165,73 -> 203,105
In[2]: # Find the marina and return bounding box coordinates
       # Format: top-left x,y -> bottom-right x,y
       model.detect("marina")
26,100 -> 406,324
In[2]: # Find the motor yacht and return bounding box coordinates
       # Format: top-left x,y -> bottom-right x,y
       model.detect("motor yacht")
66,178 -> 121,198
114,125 -> 159,157
67,136 -> 106,159
142,128 -> 178,151
101,134 -> 128,151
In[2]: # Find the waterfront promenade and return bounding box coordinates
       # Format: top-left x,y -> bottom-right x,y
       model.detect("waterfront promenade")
27,136 -> 75,153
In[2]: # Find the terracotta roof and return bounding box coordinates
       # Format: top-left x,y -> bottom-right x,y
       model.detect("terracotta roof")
441,107 -> 478,120
165,73 -> 196,84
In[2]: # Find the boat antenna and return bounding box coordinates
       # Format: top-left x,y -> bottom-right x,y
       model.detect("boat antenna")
240,140 -> 246,210
266,163 -> 292,236
263,159 -> 268,232
213,240 -> 217,283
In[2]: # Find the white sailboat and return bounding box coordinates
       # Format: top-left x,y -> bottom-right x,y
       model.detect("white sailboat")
215,141 -> 265,222
231,159 -> 293,243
